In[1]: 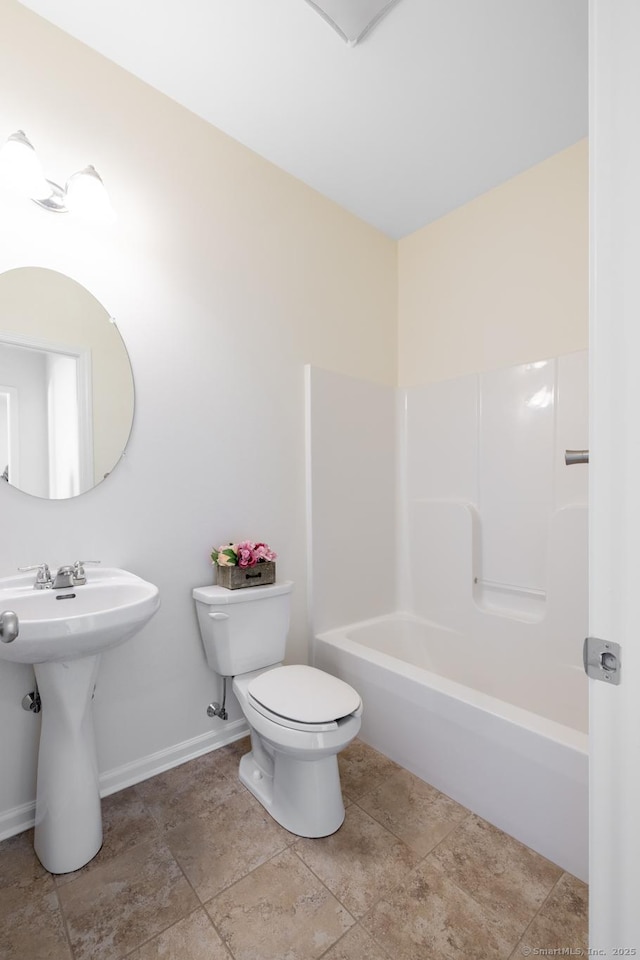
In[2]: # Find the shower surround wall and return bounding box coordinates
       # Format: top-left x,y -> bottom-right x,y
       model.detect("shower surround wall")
310,350 -> 588,651
308,353 -> 588,874
402,350 -> 588,653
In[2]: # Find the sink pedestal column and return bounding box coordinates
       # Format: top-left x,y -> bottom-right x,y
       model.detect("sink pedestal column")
33,654 -> 103,874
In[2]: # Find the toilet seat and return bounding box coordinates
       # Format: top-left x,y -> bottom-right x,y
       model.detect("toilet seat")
247,697 -> 341,733
246,664 -> 361,732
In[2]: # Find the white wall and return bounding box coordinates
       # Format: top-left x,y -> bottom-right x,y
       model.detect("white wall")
0,1 -> 397,834
0,342 -> 48,495
589,0 -> 640,947
0,394 -> 8,469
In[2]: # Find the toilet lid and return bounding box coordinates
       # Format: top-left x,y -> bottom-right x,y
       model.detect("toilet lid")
247,665 -> 361,724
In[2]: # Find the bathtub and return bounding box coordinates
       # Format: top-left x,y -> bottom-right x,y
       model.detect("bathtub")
315,614 -> 588,881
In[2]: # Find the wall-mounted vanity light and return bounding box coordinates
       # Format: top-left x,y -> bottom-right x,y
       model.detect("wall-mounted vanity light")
0,130 -> 115,223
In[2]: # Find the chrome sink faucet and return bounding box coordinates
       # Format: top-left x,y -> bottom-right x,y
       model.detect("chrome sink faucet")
70,560 -> 100,585
18,563 -> 53,589
52,565 -> 76,589
19,561 -> 100,589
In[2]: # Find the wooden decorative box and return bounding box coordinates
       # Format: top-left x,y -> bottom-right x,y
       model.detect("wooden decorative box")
216,561 -> 276,590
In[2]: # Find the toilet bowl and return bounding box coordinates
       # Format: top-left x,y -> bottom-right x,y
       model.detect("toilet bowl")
234,664 -> 362,836
192,581 -> 362,836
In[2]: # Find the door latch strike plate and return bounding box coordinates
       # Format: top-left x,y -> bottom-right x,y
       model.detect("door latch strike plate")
583,636 -> 621,685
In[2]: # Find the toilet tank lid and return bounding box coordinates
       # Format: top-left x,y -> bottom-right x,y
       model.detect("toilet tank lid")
248,664 -> 361,723
193,581 -> 293,605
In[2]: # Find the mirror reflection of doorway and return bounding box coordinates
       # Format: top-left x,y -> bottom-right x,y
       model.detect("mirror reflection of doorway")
0,384 -> 18,486
0,267 -> 134,500
0,334 -> 92,499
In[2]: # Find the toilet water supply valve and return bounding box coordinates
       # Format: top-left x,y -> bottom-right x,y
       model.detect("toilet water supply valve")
207,675 -> 229,721
22,689 -> 41,714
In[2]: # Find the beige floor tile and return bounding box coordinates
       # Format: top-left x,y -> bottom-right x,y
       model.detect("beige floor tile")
135,750 -> 245,832
166,790 -> 291,902
320,923 -> 392,960
0,828 -> 55,913
0,746 -> 586,960
0,890 -> 72,960
209,736 -> 251,778
432,814 -> 563,930
338,740 -> 400,802
55,785 -> 162,887
362,857 -> 523,960
57,838 -> 198,960
511,873 -> 588,958
205,847 -> 354,960
294,803 -> 420,918
128,908 -> 232,960
357,767 -> 470,857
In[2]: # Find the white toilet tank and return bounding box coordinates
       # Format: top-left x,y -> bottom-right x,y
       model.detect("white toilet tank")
192,581 -> 293,676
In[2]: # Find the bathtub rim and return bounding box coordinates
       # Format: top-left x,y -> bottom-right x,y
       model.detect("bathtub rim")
316,612 -> 588,754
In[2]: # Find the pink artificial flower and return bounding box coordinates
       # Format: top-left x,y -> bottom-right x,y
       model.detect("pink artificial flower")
236,540 -> 258,568
254,542 -> 277,562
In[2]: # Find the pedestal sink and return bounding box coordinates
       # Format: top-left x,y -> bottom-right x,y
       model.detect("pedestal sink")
0,567 -> 160,873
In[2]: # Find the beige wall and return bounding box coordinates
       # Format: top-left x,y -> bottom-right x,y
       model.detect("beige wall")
0,4 -> 398,388
398,139 -> 588,385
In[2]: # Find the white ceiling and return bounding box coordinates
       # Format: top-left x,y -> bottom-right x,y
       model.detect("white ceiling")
18,0 -> 588,238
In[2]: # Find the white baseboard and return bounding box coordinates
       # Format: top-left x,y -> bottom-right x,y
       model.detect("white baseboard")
0,800 -> 37,842
98,719 -> 249,796
0,719 -> 249,842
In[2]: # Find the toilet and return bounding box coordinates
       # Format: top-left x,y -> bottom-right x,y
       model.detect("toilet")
192,580 -> 362,837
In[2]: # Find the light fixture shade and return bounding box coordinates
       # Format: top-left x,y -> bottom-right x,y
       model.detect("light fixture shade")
0,130 -> 49,199
64,165 -> 116,223
303,0 -> 403,45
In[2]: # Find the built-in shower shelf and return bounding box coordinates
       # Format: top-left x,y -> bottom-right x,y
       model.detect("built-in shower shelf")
473,577 -> 546,623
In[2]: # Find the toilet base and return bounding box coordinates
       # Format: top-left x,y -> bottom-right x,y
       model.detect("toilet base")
239,747 -> 346,837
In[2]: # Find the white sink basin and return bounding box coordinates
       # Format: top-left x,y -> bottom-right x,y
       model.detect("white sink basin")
0,565 -> 160,875
0,567 -> 160,662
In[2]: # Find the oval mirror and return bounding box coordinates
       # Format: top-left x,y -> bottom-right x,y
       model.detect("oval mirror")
0,267 -> 134,499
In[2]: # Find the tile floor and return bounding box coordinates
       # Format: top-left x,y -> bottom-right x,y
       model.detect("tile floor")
0,738 -> 588,960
